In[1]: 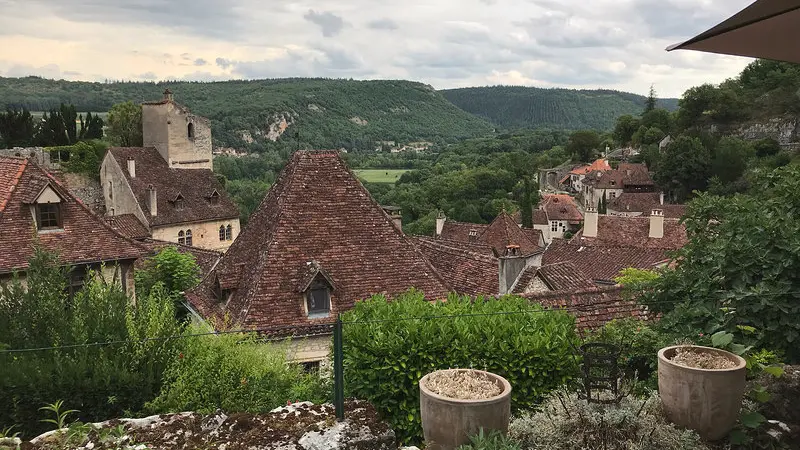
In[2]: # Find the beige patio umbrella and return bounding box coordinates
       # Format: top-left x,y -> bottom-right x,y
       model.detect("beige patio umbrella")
667,0 -> 800,63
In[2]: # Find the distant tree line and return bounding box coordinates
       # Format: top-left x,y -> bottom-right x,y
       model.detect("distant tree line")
0,104 -> 103,148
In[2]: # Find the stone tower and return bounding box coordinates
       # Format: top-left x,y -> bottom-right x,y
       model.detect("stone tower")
141,89 -> 212,169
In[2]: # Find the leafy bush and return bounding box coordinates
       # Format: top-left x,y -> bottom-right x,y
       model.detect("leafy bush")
510,391 -> 709,450
0,249 -> 182,437
342,291 -> 579,444
458,429 -> 520,450
146,330 -> 329,414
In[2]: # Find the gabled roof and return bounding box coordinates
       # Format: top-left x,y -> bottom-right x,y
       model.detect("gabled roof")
107,147 -> 239,227
478,211 -> 543,256
569,159 -> 612,175
440,221 -> 489,244
522,285 -> 650,330
412,236 -> 498,297
540,194 -> 583,222
608,192 -> 687,219
512,261 -> 595,294
571,215 -> 687,250
543,239 -> 672,282
0,156 -> 150,274
585,163 -> 654,190
105,214 -> 151,240
186,151 -> 450,329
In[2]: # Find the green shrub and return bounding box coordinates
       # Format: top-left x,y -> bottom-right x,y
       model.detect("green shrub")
510,391 -> 709,450
458,429 -> 521,450
342,291 -> 579,444
146,330 -> 329,414
0,249 -> 182,437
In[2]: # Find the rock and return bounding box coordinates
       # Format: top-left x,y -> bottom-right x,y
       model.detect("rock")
759,365 -> 800,443
0,436 -> 21,448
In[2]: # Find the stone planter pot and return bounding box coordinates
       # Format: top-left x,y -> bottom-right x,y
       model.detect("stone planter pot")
419,369 -> 512,450
658,345 -> 747,441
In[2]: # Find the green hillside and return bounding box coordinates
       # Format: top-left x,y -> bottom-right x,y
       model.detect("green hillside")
441,86 -> 679,131
0,77 -> 494,151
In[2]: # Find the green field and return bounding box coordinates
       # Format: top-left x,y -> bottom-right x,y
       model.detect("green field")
355,169 -> 408,183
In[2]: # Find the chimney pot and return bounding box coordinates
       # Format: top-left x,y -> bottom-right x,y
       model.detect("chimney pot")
649,209 -> 664,238
435,211 -> 446,237
127,157 -> 136,178
147,184 -> 157,217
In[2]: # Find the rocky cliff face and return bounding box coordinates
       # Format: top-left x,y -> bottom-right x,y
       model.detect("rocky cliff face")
730,116 -> 799,146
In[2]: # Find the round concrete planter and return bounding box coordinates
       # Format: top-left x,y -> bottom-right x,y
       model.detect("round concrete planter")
658,345 -> 747,441
419,369 -> 512,450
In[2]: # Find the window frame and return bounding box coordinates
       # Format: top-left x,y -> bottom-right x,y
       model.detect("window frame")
306,280 -> 331,318
225,224 -> 233,240
178,230 -> 185,245
219,225 -> 226,241
37,203 -> 62,230
185,229 -> 193,246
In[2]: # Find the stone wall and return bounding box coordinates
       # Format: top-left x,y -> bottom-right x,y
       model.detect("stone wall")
142,102 -> 213,170
58,172 -> 105,214
151,218 -> 240,252
0,147 -> 58,168
287,335 -> 333,367
101,154 -> 149,226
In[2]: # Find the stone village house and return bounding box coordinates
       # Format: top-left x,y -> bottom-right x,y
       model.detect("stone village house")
101,90 -> 241,252
0,156 -> 150,293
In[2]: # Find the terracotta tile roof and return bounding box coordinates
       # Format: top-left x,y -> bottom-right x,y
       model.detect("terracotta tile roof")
540,194 -> 583,222
186,151 -> 450,330
138,239 -> 223,279
585,163 -> 654,190
522,285 -> 650,330
105,214 -> 150,239
572,214 -> 687,250
522,228 -> 544,247
569,159 -> 611,175
412,236 -> 498,296
107,147 -> 239,228
512,261 -> 595,294
0,157 -> 27,213
608,193 -> 687,219
0,157 -> 150,274
441,211 -> 543,257
543,239 -> 672,282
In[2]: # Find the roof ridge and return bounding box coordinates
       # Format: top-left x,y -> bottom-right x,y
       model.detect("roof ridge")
414,237 -> 497,263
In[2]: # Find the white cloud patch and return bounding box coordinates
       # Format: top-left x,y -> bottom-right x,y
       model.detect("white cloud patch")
0,0 -> 757,97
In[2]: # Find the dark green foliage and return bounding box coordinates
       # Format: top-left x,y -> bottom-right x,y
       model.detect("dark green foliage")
567,130 -> 601,162
0,249 -> 183,437
0,108 -> 35,148
35,109 -> 70,147
754,138 -> 781,158
639,165 -> 800,362
342,291 -> 579,444
0,77 -> 493,150
49,140 -> 107,180
613,114 -> 641,146
441,86 -> 678,131
78,112 -> 104,140
654,136 -> 712,202
711,137 -> 753,184
644,85 -> 657,113
458,429 -> 521,450
135,246 -> 201,321
146,330 -> 330,414
107,101 -> 143,147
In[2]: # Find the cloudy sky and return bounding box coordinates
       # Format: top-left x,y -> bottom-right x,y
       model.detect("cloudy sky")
0,0 -> 756,97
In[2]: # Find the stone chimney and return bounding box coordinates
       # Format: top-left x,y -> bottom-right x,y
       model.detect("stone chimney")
127,157 -> 136,178
649,209 -> 664,238
583,207 -> 599,238
147,184 -> 157,217
498,245 -> 527,295
659,192 -> 665,205
163,89 -> 174,102
435,211 -> 446,237
391,212 -> 402,231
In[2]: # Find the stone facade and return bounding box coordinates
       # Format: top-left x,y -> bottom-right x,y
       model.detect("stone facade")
1,260 -> 137,299
101,154 -> 149,226
142,93 -> 213,170
152,219 -> 239,252
0,147 -> 56,168
287,335 -> 333,367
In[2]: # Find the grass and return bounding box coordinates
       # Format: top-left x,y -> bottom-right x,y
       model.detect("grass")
354,169 -> 408,184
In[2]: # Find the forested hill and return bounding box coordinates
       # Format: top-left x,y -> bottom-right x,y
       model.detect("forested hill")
0,77 -> 494,151
441,86 -> 679,131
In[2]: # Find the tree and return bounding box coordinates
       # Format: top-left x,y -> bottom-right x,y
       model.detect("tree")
0,108 -> 35,148
754,138 -> 781,158
613,115 -> 640,146
711,137 -> 752,184
35,108 -> 70,147
135,246 -> 201,320
644,84 -> 657,113
107,101 -> 143,147
642,127 -> 666,145
640,166 -> 800,362
60,103 -> 78,144
79,112 -> 104,140
567,130 -> 601,162
598,191 -> 608,214
675,84 -> 717,130
641,108 -> 671,133
654,136 -> 712,202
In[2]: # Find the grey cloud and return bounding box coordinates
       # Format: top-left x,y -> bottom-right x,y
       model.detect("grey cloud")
136,71 -> 158,80
304,10 -> 346,37
228,45 -> 371,79
194,58 -> 208,66
4,63 -> 63,79
367,18 -> 398,30
216,57 -> 233,69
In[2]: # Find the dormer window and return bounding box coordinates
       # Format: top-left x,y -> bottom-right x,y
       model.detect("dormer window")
306,279 -> 331,318
209,190 -> 220,205
174,194 -> 185,210
468,229 -> 478,241
37,203 -> 62,230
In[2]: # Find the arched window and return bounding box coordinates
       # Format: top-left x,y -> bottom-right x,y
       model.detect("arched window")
225,224 -> 233,240
185,229 -> 193,246
187,122 -> 195,139
219,225 -> 225,241
177,230 -> 185,245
